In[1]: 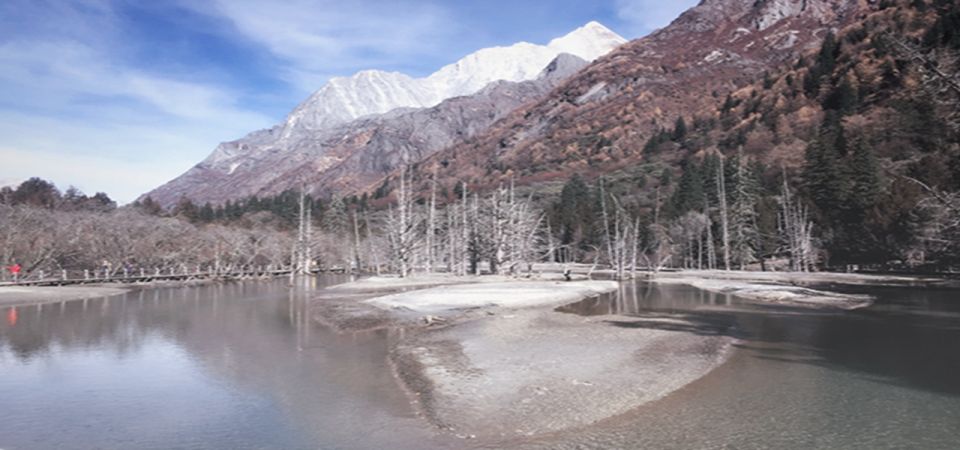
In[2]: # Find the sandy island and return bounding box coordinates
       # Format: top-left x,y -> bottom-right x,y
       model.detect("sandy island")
314,275 -> 736,441
646,269 -> 960,310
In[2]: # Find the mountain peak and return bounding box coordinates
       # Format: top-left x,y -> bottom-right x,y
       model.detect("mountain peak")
548,21 -> 627,61
144,21 -> 629,206
281,22 -> 626,134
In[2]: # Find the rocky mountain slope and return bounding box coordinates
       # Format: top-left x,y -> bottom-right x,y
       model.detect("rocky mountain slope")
393,0 -> 870,193
143,23 -> 625,207
145,53 -> 592,206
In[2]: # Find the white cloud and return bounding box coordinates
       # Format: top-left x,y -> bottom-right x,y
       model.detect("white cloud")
0,40 -> 270,126
0,145 -> 188,205
0,1 -> 277,202
614,0 -> 699,37
0,106 -> 269,203
186,0 -> 459,91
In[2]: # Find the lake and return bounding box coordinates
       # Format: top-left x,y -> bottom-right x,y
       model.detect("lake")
2,277 -> 959,449
0,276 -> 451,450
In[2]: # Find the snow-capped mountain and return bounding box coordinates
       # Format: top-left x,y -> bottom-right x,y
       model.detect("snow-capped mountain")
280,21 -> 626,134
142,54 -> 590,207
143,22 -> 623,207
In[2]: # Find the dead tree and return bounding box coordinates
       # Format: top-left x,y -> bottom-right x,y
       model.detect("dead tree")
599,177 -> 615,268
607,195 -> 642,280
352,209 -> 362,272
779,172 -> 816,271
717,155 -> 732,271
460,183 -> 469,276
295,191 -> 313,274
704,201 -> 717,270
385,168 -> 421,278
426,168 -> 438,273
644,186 -> 673,272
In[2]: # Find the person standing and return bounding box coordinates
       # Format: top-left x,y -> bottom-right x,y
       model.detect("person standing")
9,262 -> 22,282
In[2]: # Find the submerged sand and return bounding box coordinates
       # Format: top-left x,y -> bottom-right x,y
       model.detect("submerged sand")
313,275 -> 736,442
642,270 -> 940,310
0,285 -> 130,307
393,309 -> 733,440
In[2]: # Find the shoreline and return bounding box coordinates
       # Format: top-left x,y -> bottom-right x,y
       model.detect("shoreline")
0,276 -> 286,308
646,269 -> 960,288
646,269 -> 960,310
0,285 -> 132,308
313,275 -> 736,442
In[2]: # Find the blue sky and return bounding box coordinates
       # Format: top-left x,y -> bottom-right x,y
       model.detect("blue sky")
0,0 -> 697,203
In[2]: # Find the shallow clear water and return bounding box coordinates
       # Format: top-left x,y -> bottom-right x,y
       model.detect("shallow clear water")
0,277 -> 449,450
524,282 -> 960,449
3,278 -> 959,449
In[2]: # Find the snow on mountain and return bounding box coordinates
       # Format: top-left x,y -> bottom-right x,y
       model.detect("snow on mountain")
281,21 -> 626,134
282,70 -> 434,135
146,22 -> 625,206
547,21 -> 628,62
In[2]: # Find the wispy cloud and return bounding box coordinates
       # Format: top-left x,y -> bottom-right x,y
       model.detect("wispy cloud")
0,0 -> 275,202
0,0 -> 678,203
614,0 -> 699,37
185,0 -> 459,90
0,41 -> 269,125
0,145 -> 193,204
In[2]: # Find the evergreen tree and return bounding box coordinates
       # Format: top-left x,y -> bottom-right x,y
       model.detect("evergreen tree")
804,31 -> 840,97
659,168 -> 673,187
701,153 -> 721,205
323,196 -> 349,235
803,120 -> 850,217
849,136 -> 883,212
553,174 -> 597,258
138,196 -> 165,216
198,203 -> 215,223
12,177 -> 60,208
729,149 -> 761,269
822,76 -> 858,114
669,158 -> 705,218
672,116 -> 688,141
173,197 -> 200,222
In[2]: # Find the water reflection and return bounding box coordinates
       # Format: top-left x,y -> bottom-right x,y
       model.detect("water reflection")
0,277 -> 447,450
531,281 -> 960,449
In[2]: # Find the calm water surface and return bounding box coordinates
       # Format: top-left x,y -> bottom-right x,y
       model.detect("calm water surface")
0,276 -> 449,450
528,281 -> 960,449
2,277 -> 960,449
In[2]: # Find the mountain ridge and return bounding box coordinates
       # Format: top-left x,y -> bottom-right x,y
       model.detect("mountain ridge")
389,0 -> 869,195
143,22 -> 626,207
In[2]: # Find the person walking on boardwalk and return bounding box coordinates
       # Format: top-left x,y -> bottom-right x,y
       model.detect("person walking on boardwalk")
9,262 -> 21,282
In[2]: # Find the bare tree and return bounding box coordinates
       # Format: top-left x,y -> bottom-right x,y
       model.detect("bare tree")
607,195 -> 643,280
294,191 -> 313,274
385,168 -> 421,277
643,186 -> 673,272
717,154 -> 732,271
779,171 -> 816,271
426,168 -> 438,273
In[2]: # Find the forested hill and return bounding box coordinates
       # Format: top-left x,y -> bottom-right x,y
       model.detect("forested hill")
384,0 -> 959,269
635,0 -> 960,267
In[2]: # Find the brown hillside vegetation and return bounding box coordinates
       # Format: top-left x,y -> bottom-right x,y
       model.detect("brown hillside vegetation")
392,0 -> 871,194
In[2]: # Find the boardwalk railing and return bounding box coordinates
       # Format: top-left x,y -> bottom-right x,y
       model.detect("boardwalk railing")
0,265 -> 322,287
